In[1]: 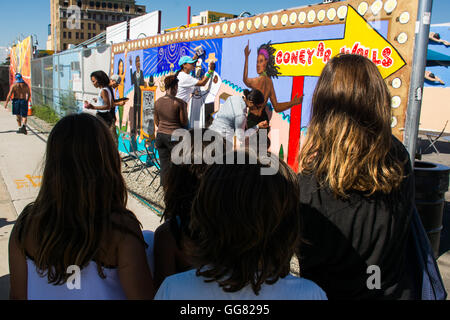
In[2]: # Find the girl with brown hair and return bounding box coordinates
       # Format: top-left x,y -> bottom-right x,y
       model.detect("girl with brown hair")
155,151 -> 327,299
9,113 -> 155,299
297,54 -> 416,299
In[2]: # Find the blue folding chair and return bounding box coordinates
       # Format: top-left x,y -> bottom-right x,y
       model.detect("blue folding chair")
144,139 -> 162,193
122,135 -> 151,180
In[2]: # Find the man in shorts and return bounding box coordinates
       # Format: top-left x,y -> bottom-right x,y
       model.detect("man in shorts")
4,73 -> 31,135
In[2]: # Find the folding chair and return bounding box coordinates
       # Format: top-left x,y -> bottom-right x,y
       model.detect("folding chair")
122,135 -> 152,180
422,120 -> 449,155
144,138 -> 162,193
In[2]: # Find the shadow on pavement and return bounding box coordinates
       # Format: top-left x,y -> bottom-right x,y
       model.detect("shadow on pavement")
0,130 -> 19,134
0,218 -> 15,229
0,274 -> 9,300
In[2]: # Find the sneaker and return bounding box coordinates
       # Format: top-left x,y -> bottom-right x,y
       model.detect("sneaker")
16,128 -> 22,134
22,126 -> 27,135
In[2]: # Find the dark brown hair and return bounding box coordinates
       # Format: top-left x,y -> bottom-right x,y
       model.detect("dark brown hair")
90,70 -> 110,87
257,41 -> 281,79
15,113 -> 144,284
187,151 -> 301,295
299,54 -> 405,197
243,88 -> 265,106
164,75 -> 179,91
163,128 -> 225,248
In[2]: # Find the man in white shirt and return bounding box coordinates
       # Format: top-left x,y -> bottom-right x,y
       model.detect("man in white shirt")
176,55 -> 215,128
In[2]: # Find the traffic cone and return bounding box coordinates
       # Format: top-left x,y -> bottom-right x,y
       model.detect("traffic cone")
27,101 -> 32,116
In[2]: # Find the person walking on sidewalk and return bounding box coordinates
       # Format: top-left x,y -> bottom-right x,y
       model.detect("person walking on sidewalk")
4,73 -> 31,135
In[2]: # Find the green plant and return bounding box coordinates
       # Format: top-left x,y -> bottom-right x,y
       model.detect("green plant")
31,104 -> 61,125
58,90 -> 78,116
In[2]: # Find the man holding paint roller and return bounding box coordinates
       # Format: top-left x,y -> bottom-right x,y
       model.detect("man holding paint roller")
176,46 -> 215,128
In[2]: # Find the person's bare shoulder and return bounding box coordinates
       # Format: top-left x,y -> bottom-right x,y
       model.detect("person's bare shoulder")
110,211 -> 144,243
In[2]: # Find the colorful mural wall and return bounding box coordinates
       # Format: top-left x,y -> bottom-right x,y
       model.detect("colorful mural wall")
9,36 -> 33,89
110,0 -> 420,171
420,23 -> 450,134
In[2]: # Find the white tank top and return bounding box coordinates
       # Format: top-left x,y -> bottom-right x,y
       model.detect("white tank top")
27,259 -> 126,300
96,87 -> 113,113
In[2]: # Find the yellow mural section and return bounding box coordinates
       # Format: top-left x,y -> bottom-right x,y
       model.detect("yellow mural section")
9,36 -> 32,86
272,6 -> 406,79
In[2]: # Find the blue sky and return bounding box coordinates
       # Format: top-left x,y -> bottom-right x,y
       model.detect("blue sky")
0,0 -> 449,49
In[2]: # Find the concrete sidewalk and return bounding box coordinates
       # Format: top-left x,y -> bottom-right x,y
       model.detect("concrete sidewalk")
0,106 -> 162,299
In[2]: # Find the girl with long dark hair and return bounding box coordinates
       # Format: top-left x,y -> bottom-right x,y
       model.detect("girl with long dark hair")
9,113 -> 155,299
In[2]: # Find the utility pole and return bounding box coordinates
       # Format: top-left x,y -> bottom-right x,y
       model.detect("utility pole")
404,0 -> 433,165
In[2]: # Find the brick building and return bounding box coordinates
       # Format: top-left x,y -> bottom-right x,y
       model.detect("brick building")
47,0 -> 146,52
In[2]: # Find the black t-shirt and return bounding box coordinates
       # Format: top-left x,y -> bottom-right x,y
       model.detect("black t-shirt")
297,136 -> 417,299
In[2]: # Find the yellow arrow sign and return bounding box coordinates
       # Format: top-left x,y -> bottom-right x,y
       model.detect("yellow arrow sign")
272,5 -> 406,79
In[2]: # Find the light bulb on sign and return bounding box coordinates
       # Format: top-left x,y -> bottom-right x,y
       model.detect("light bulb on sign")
371,0 -> 383,16
358,2 -> 369,16
384,0 -> 397,14
391,96 -> 401,109
337,6 -> 347,20
396,32 -> 408,44
307,10 -> 316,23
298,12 -> 307,24
399,12 -> 410,24
254,17 -> 261,29
327,8 -> 337,21
317,10 -> 326,22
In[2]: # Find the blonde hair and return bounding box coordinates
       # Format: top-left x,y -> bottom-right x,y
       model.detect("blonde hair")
299,54 -> 405,198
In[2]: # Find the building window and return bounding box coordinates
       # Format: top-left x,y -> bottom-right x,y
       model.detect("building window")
89,1 -> 94,7
63,1 -> 69,7
96,2 -> 100,8
64,43 -> 68,50
112,15 -> 115,21
88,33 -> 91,38
93,24 -> 96,30
77,1 -> 82,7
125,5 -> 129,12
81,33 -> 84,39
81,23 -> 84,29
76,32 -> 79,39
63,32 -> 67,39
88,23 -> 91,30
93,13 -> 96,19
88,13 -> 91,19
108,3 -> 112,9
63,21 -> 67,29
68,32 -> 72,39
114,3 -> 118,9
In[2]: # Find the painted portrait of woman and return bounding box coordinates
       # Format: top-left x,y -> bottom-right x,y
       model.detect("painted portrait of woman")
117,57 -> 126,99
243,40 -> 303,128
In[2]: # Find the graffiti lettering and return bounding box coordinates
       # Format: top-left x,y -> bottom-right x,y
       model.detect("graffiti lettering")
340,44 -> 393,68
275,42 -> 332,67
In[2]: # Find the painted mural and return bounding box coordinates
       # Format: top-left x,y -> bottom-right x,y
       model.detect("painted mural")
111,0 -> 420,171
9,36 -> 33,89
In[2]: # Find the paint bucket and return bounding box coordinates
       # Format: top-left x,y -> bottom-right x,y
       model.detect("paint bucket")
414,161 -> 450,258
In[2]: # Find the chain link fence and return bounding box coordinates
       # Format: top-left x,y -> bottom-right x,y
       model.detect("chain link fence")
31,44 -> 111,118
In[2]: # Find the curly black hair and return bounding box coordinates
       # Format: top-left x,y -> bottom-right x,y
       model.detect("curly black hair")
257,41 -> 281,79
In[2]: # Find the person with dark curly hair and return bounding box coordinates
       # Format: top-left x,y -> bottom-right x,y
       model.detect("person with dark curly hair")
243,40 -> 303,128
153,129 -> 225,290
154,151 -> 327,300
